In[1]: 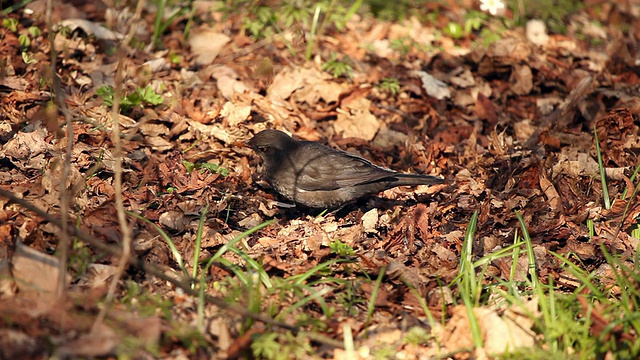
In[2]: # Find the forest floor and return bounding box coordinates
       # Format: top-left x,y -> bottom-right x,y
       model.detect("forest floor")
1,0 -> 640,358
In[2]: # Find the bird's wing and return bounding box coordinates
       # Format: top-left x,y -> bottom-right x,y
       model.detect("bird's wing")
293,146 -> 395,191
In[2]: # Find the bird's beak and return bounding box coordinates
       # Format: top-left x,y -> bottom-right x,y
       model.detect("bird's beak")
235,140 -> 250,148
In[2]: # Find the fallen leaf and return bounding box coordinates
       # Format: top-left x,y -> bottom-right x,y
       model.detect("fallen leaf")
362,208 -> 379,234
409,70 -> 451,99
189,28 -> 230,65
334,96 -> 380,141
220,101 -> 252,126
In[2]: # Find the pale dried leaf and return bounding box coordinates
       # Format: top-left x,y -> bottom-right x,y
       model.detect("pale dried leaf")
143,58 -> 169,73
513,119 -> 536,142
526,19 -> 549,47
188,120 -> 237,144
139,123 -> 169,137
0,259 -> 17,298
449,69 -> 476,88
83,264 -> 118,289
211,65 -> 250,100
12,242 -> 67,294
189,28 -> 230,65
510,65 -> 533,95
59,19 -> 123,41
159,210 -> 190,232
267,67 -> 320,101
0,329 -> 38,359
409,70 -> 451,99
334,97 -> 380,140
146,136 -> 173,151
208,318 -> 233,352
539,176 -> 560,210
444,305 -> 536,355
1,126 -> 51,169
55,323 -> 119,357
489,38 -> 531,63
552,150 -> 600,177
362,208 -> 379,234
294,80 -> 347,106
220,101 -> 252,126
0,76 -> 30,91
216,76 -> 249,100
388,17 -> 435,46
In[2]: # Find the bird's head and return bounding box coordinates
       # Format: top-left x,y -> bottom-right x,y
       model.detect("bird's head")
246,129 -> 297,160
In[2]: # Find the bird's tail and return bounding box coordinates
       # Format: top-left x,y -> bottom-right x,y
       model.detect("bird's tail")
392,173 -> 444,186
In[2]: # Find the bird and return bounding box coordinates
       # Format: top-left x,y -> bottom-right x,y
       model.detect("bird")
246,129 -> 444,209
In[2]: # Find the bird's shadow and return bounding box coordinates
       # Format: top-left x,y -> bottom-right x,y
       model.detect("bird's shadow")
271,193 -> 442,221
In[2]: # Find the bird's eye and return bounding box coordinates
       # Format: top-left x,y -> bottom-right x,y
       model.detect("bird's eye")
257,145 -> 268,152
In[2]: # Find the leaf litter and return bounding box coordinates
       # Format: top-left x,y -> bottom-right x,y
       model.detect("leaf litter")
0,0 -> 640,358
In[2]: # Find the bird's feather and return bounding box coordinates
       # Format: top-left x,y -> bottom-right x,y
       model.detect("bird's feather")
288,143 -> 398,191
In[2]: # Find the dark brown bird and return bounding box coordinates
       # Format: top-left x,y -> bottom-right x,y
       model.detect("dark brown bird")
247,129 -> 444,209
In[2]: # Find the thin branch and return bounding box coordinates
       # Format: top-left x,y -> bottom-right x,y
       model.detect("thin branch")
46,0 -> 72,300
93,0 -> 147,332
0,186 -> 297,332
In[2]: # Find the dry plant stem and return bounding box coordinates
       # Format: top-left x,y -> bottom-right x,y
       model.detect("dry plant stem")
524,76 -> 593,149
92,0 -> 146,333
218,32 -> 293,63
0,187 -> 299,332
46,0 -> 72,301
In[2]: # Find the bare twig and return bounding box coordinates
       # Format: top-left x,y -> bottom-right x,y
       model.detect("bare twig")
45,0 -> 72,301
0,187 -> 297,332
93,0 -> 146,332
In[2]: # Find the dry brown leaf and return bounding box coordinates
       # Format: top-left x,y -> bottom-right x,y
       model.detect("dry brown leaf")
188,120 -> 238,144
158,210 -> 189,232
0,258 -> 17,298
0,329 -> 38,359
189,28 -> 230,65
58,18 -> 123,41
267,67 -> 321,101
139,123 -> 169,137
145,136 -> 173,151
552,149 -> 600,178
476,93 -> 498,123
334,96 -> 380,141
489,37 -> 532,64
510,64 -> 533,95
82,264 -> 118,289
296,79 -> 347,106
0,126 -> 51,170
409,70 -> 451,99
220,101 -> 252,126
539,175 -> 560,211
526,19 -> 549,47
55,323 -> 119,357
210,65 -> 250,100
513,119 -> 536,142
362,208 -> 379,234
443,304 -> 536,355
12,242 -> 68,295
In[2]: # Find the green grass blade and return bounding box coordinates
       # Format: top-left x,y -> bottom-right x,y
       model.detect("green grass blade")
456,210 -> 482,347
202,219 -> 276,275
593,124 -> 611,209
226,246 -> 273,289
621,162 -> 640,200
515,211 -> 538,290
459,210 -> 478,302
364,265 -> 386,330
127,211 -> 189,278
278,286 -> 334,319
290,259 -> 350,286
192,204 -> 209,280
306,5 -> 322,61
